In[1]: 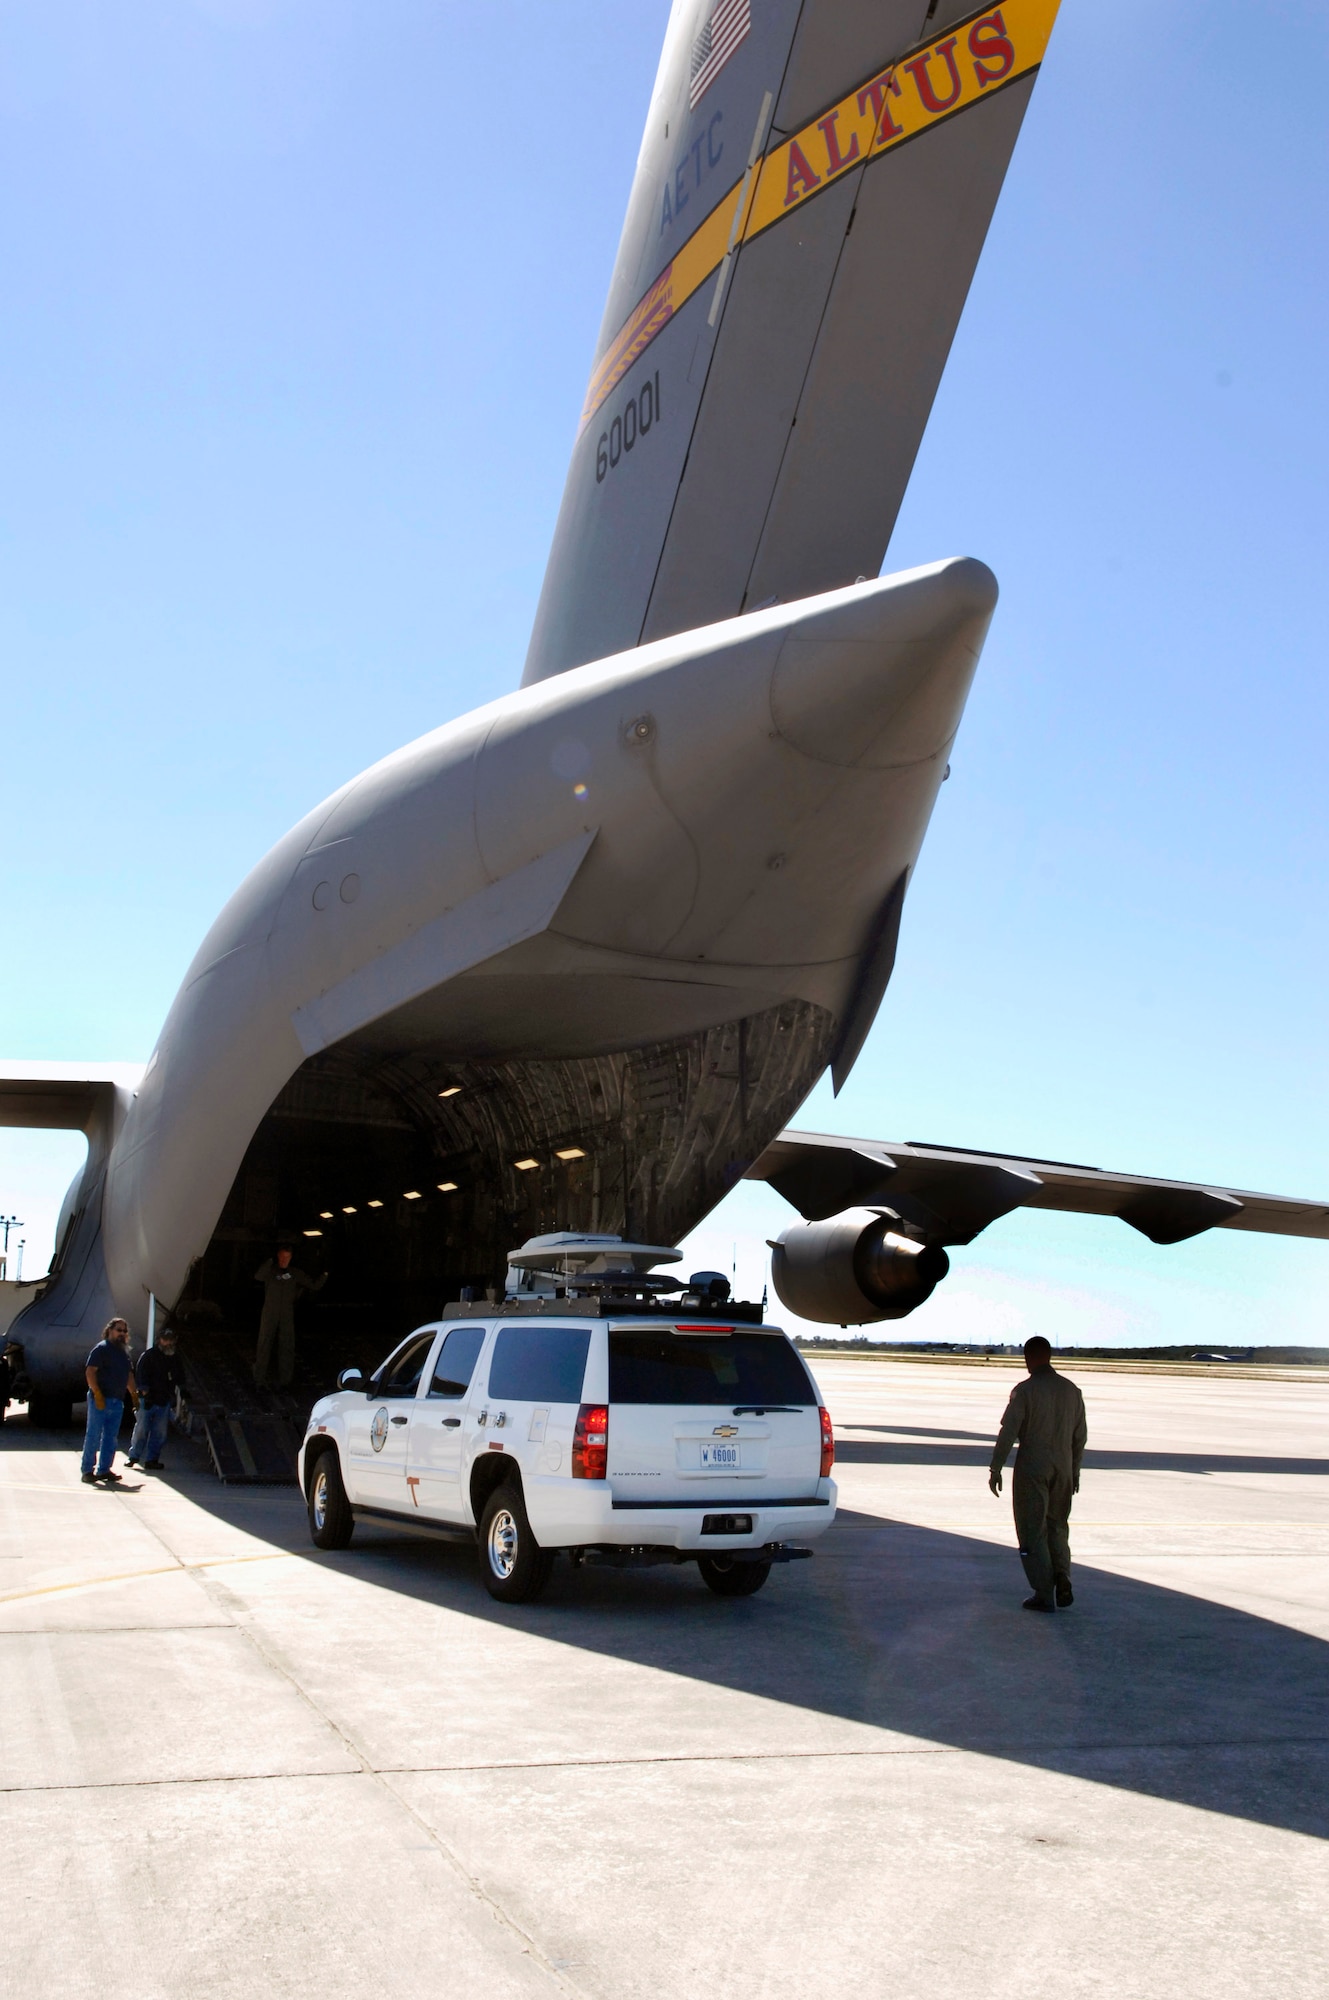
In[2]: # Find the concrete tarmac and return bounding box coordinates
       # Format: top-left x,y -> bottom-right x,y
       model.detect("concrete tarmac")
2,1358 -> 1326,1999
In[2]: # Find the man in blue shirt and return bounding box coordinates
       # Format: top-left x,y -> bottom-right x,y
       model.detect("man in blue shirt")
81,1317 -> 140,1485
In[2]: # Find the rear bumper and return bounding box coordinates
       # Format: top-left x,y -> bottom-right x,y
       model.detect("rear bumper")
576,1541 -> 812,1569
530,1476 -> 837,1552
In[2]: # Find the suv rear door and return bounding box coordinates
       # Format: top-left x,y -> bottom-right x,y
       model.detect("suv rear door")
478,1322 -> 592,1512
607,1324 -> 821,1504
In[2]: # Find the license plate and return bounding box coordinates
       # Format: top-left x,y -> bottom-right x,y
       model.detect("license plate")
699,1443 -> 741,1470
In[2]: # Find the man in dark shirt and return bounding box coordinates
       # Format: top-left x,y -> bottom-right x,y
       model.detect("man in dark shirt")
128,1325 -> 181,1471
81,1317 -> 140,1485
989,1335 -> 1087,1612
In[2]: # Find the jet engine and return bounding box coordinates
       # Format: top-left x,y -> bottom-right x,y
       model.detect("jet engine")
769,1209 -> 949,1324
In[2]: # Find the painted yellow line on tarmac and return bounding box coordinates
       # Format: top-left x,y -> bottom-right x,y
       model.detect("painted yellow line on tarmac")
0,1549 -> 290,1606
0,1482 -> 105,1495
0,1480 -> 158,1496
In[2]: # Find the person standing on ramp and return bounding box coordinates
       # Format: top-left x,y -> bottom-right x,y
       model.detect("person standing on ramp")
253,1246 -> 325,1389
989,1336 -> 1087,1613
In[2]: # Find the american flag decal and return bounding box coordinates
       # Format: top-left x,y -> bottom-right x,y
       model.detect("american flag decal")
689,0 -> 751,110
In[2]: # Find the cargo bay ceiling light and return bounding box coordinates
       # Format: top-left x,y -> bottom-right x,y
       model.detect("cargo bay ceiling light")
366,1199 -> 384,1209
342,1206 -> 357,1214
319,1211 -> 334,1219
556,1147 -> 586,1161
514,1157 -> 540,1171
403,1190 -> 421,1200
303,1229 -> 322,1238
437,1181 -> 458,1193
437,1085 -> 462,1099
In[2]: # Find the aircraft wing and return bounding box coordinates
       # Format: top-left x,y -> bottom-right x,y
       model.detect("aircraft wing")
525,0 -> 1062,683
746,1130 -> 1329,1246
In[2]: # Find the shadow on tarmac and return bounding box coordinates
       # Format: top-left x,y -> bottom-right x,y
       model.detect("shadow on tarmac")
836,1428 -> 1329,1477
38,1408 -> 1316,1849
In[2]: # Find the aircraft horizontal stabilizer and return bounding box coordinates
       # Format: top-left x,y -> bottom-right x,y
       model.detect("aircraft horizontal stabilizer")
749,1131 -> 1329,1246
0,1061 -> 144,1132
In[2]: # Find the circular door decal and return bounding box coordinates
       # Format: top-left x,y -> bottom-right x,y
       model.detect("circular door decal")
370,1407 -> 389,1452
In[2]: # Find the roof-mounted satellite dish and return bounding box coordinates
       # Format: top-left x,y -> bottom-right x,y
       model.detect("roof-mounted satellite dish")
505,1233 -> 683,1297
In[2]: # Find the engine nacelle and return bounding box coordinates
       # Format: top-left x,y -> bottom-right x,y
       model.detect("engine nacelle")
770,1209 -> 950,1323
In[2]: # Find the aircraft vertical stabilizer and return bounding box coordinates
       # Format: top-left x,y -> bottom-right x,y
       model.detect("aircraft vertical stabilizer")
523,0 -> 1059,685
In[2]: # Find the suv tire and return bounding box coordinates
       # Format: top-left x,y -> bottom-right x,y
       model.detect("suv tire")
308,1448 -> 354,1550
479,1482 -> 554,1604
698,1554 -> 771,1597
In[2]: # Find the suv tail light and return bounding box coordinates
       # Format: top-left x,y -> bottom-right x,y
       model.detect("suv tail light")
819,1406 -> 835,1478
573,1403 -> 608,1480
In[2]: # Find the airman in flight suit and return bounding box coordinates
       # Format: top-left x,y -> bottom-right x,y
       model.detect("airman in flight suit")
989,1336 -> 1087,1612
253,1247 -> 326,1388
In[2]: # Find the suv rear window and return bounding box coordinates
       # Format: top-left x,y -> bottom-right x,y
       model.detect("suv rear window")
488,1325 -> 591,1403
609,1330 -> 814,1406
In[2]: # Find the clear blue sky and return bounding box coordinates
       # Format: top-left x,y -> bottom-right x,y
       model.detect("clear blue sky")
3,1 -> 1327,1347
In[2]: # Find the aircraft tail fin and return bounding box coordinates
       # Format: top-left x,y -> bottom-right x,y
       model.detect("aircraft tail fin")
523,0 -> 1059,684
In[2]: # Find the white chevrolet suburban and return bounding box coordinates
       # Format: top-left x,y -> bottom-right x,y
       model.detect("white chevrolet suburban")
298,1248 -> 836,1604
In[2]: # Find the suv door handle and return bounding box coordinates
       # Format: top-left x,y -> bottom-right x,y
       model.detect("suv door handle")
441,1417 -> 461,1428
390,1415 -> 408,1426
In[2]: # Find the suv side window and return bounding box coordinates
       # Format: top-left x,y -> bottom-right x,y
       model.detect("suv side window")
488,1325 -> 591,1403
428,1325 -> 486,1399
377,1331 -> 436,1397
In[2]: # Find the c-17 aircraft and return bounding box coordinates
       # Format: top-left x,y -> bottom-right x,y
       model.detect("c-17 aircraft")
6,0 -> 1328,1423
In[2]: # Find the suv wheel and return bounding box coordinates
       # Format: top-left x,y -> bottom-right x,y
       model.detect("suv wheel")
308,1449 -> 354,1550
698,1554 -> 771,1597
479,1483 -> 554,1604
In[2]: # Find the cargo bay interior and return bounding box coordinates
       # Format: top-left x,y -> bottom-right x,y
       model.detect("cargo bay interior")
173,1000 -> 833,1425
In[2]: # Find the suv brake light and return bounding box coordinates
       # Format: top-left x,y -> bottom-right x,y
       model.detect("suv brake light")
819,1406 -> 835,1478
573,1403 -> 608,1480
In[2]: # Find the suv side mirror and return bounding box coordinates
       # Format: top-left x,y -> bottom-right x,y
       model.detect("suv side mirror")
337,1368 -> 365,1392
